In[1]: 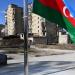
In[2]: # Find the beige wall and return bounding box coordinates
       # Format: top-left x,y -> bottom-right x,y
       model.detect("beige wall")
6,4 -> 24,36
6,5 -> 15,35
32,13 -> 45,36
58,32 -> 68,44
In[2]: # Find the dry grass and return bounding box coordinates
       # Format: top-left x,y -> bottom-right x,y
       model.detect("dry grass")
35,44 -> 75,50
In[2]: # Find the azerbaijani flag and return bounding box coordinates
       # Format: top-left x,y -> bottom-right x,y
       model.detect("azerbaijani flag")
64,0 -> 75,17
33,0 -> 75,43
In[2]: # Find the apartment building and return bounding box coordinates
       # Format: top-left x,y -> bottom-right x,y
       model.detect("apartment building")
45,20 -> 58,44
5,4 -> 24,36
32,13 -> 46,36
27,3 -> 46,36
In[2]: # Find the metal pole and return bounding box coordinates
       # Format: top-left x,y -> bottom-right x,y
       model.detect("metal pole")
23,0 -> 28,75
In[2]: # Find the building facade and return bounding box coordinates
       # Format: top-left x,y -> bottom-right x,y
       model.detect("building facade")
28,4 -> 46,36
5,4 -> 24,36
32,13 -> 46,36
45,20 -> 58,44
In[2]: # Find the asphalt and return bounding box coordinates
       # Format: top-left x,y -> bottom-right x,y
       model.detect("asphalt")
0,47 -> 75,75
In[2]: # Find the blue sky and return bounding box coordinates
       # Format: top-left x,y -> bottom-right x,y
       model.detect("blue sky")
0,0 -> 32,25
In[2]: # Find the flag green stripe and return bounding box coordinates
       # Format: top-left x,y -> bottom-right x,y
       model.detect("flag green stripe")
33,0 -> 66,28
33,0 -> 75,43
63,17 -> 75,43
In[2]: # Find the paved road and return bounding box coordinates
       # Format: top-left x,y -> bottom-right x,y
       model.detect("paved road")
1,61 -> 75,75
1,49 -> 75,75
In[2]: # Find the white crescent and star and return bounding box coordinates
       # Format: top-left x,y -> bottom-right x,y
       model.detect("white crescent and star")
63,0 -> 73,18
63,6 -> 68,17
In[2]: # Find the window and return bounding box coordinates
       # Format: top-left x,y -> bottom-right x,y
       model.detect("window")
61,31 -> 66,35
38,30 -> 39,32
22,34 -> 23,37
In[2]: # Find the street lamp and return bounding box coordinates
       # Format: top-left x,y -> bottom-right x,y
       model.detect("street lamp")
23,0 -> 28,75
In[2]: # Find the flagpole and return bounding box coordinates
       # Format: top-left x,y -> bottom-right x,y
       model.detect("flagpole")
23,0 -> 28,75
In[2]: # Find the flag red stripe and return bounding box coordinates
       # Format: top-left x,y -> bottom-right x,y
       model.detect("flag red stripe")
39,0 -> 59,11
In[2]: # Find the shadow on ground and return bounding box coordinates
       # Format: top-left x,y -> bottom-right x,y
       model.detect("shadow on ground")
0,61 -> 75,75
0,63 -> 24,75
29,61 -> 75,75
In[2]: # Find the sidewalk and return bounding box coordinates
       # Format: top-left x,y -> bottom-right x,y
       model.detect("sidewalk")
7,53 -> 24,64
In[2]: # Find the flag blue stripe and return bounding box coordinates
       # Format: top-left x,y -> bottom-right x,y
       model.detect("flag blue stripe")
63,0 -> 75,17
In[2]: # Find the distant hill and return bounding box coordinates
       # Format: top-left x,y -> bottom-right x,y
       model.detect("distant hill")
0,24 -> 5,30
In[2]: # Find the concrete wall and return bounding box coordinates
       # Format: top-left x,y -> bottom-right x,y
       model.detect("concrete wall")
33,37 -> 47,44
58,32 -> 68,44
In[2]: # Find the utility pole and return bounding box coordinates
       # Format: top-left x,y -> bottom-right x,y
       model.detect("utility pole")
23,0 -> 28,75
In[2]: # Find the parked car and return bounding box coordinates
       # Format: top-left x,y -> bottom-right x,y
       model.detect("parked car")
0,54 -> 7,65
